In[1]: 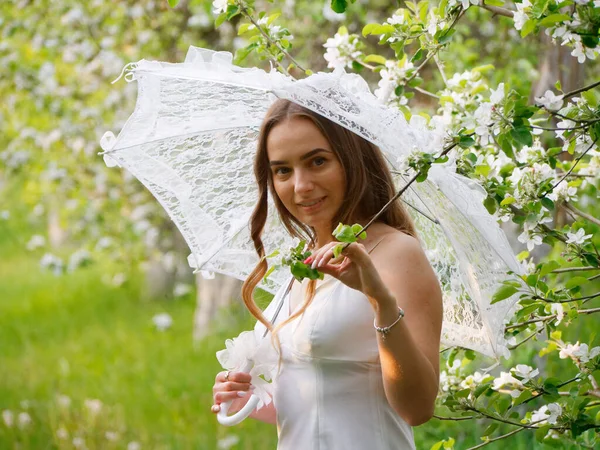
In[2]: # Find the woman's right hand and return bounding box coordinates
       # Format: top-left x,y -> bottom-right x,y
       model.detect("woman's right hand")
211,370 -> 254,414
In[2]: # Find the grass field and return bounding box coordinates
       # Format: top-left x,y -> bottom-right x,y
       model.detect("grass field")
0,200 -> 560,449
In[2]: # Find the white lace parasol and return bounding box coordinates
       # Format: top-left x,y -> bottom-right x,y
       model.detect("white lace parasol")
101,46 -> 522,359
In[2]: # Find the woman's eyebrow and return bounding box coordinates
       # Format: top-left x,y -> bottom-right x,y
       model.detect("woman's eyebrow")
269,148 -> 331,166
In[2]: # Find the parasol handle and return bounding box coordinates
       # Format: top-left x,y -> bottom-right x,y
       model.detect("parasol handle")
217,360 -> 260,426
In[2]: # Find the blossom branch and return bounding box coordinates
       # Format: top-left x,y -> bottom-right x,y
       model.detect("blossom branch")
544,137 -> 598,196
505,306 -> 600,330
562,80 -> 600,101
404,8 -> 465,85
433,414 -> 476,421
478,2 -> 514,19
465,425 -> 526,450
551,266 -> 599,274
240,7 -> 306,75
562,203 -> 600,227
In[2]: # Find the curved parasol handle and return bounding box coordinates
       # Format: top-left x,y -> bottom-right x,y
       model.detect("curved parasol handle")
217,360 -> 259,426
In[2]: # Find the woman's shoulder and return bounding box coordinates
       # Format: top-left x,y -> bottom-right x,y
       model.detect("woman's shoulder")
368,223 -> 421,255
368,223 -> 429,273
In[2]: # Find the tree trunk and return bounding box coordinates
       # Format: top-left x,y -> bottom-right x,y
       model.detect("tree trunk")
193,273 -> 243,342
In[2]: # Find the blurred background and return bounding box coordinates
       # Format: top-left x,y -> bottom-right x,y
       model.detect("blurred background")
1,0 -> 598,449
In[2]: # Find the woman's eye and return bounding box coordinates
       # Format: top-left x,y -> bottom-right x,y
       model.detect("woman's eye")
274,167 -> 290,175
313,157 -> 326,166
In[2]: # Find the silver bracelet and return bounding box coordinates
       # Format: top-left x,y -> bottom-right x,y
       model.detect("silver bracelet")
373,307 -> 405,341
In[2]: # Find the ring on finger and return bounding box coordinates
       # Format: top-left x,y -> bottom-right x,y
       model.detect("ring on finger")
225,370 -> 231,382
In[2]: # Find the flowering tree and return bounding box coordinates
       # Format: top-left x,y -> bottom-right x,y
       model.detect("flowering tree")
165,0 -> 600,447
0,0 -> 236,288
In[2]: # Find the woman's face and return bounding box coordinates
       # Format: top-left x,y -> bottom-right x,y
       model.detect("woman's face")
266,117 -> 346,236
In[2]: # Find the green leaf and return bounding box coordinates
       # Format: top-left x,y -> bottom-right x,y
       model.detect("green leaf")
539,260 -> 560,277
331,0 -> 348,14
351,223 -> 363,235
362,23 -> 379,37
511,126 -> 533,147
407,77 -> 424,88
539,14 -> 571,27
437,29 -> 455,44
492,284 -> 519,304
167,0 -> 180,6
482,422 -> 498,437
483,197 -> 497,214
363,54 -> 387,65
215,12 -> 227,28
541,197 -> 554,211
411,48 -> 425,63
458,135 -> 476,148
430,441 -> 444,450
333,243 -> 344,259
500,197 -> 516,206
565,276 -> 589,290
535,424 -> 552,443
520,19 -> 536,38
554,80 -> 562,92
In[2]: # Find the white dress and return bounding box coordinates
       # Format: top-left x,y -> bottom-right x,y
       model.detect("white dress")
256,275 -> 415,450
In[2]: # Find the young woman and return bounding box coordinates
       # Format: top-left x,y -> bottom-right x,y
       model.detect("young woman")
211,99 -> 443,449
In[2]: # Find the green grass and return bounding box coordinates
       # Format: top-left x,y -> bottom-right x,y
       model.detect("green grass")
0,200 -> 574,449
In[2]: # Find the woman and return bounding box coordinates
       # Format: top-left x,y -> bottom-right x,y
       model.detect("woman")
211,99 -> 443,449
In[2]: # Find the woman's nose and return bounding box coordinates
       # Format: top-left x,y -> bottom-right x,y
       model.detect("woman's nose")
293,170 -> 314,194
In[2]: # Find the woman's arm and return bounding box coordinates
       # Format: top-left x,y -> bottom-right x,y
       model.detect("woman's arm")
369,233 -> 443,426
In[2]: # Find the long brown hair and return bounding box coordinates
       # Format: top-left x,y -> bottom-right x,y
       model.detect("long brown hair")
241,99 -> 417,369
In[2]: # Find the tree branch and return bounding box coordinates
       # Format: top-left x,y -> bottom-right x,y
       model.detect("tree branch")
240,8 -> 306,75
562,203 -> 600,227
544,137 -> 598,195
478,2 -> 515,18
465,425 -> 526,450
551,266 -> 599,274
562,80 -> 600,100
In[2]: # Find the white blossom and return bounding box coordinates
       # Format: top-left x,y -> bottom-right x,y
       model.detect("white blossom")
2,410 -> 13,427
550,303 -> 565,325
518,228 -> 543,251
18,412 -> 32,428
40,253 -> 64,276
173,283 -> 192,297
510,364 -> 539,383
56,427 -> 69,439
322,2 -> 345,22
127,442 -> 141,450
492,371 -> 523,397
68,249 -> 92,272
105,431 -> 119,441
374,60 -> 414,105
212,0 -> 229,14
566,228 -> 592,245
489,83 -> 505,105
152,313 -> 173,331
72,437 -> 86,449
459,371 -> 488,389
512,0 -> 531,31
84,399 -> 102,416
26,234 -> 46,251
559,342 -> 600,362
531,403 -> 562,425
217,434 -> 241,449
57,394 -> 71,409
547,180 -> 577,203
535,90 -> 564,111
323,32 -> 360,70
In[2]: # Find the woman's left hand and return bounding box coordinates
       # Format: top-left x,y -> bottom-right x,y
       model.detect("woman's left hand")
306,241 -> 391,306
